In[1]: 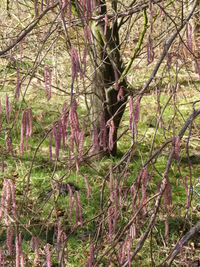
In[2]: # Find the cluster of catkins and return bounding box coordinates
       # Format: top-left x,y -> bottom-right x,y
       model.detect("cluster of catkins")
0,95 -> 15,154
0,232 -> 26,266
86,167 -> 136,266
34,0 -> 58,15
0,179 -> 16,225
0,180 -> 26,265
49,100 -> 85,164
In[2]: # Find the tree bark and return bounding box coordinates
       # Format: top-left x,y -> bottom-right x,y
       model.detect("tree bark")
90,0 -> 128,156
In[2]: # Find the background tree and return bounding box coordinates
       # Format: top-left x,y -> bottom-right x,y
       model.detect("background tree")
0,0 -> 200,266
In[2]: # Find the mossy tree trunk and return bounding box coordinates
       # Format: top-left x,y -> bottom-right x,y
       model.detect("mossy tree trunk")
90,0 -> 128,156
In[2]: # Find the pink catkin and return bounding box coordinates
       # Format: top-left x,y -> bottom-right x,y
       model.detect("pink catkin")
118,246 -> 122,263
141,166 -> 148,206
61,102 -> 67,148
89,243 -> 94,267
109,167 -> 114,202
108,206 -> 113,243
82,0 -> 86,22
44,66 -> 52,100
75,157 -> 80,173
24,111 -> 28,139
128,237 -> 132,267
20,109 -> 33,153
119,186 -> 123,206
1,156 -> 4,173
84,25 -> 92,45
15,235 -> 20,267
130,224 -> 136,239
7,226 -> 13,255
186,23 -> 193,52
79,120 -> 86,159
5,94 -> 10,124
16,66 -> 20,101
104,14 -> 108,36
117,87 -> 124,102
74,194 -> 79,229
5,181 -> 10,226
149,0 -> 153,32
33,237 -> 39,266
67,184 -> 73,216
82,46 -> 87,74
129,96 -> 134,130
174,136 -> 180,159
5,132 -> 13,155
99,113 -> 107,151
107,119 -> 115,152
165,217 -> 169,243
76,191 -> 83,225
182,176 -> 189,205
86,0 -> 92,23
49,131 -> 53,162
0,249 -> 2,266
8,180 -> 17,216
59,0 -> 64,18
71,47 -> 81,83
57,218 -> 61,255
91,127 -> 99,152
164,180 -> 172,210
1,249 -> 5,267
69,99 -> 80,149
120,236 -> 128,264
41,0 -> 43,10
131,183 -> 138,212
147,37 -> 155,65
0,180 -> 7,220
167,53 -> 172,67
34,0 -> 38,17
84,176 -> 91,198
134,97 -> 140,123
44,244 -> 51,267
113,179 -> 118,234
20,111 -> 26,154
194,59 -> 200,78
29,109 -> 33,136
25,112 -> 29,150
179,241 -> 183,256
20,251 -> 25,267
68,0 -> 72,26
10,49 -> 16,67
53,121 -> 61,159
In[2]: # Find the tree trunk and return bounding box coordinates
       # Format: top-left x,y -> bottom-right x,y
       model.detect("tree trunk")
90,0 -> 128,156
193,1 -> 200,72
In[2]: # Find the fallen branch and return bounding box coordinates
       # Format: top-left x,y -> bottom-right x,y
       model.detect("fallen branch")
161,220 -> 200,266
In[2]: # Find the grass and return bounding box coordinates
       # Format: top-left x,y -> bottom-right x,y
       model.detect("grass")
1,83 -> 200,265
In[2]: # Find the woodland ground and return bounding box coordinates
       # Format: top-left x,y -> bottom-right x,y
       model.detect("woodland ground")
1,60 -> 200,266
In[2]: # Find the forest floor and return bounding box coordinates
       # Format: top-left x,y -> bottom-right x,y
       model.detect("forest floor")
1,64 -> 200,266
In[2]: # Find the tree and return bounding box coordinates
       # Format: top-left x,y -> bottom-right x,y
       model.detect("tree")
0,0 -> 200,266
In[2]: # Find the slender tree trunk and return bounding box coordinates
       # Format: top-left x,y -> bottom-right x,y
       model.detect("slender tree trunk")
90,0 -> 128,156
193,1 -> 200,71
